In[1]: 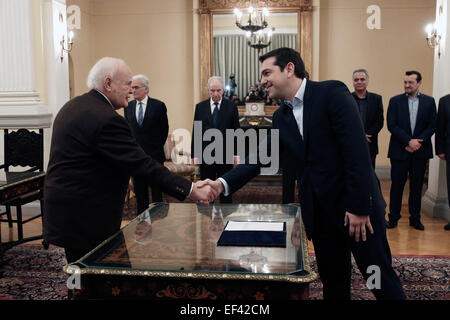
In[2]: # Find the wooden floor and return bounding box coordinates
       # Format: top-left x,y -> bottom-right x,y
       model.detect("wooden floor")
1,180 -> 449,256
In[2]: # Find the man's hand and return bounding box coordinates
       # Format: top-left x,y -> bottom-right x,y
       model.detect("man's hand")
438,153 -> 446,160
405,146 -> 415,153
408,139 -> 423,151
188,180 -> 218,205
202,179 -> 225,195
233,155 -> 240,167
344,212 -> 374,242
366,134 -> 372,143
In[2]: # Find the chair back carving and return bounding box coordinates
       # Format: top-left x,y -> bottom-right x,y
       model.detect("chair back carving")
2,129 -> 44,172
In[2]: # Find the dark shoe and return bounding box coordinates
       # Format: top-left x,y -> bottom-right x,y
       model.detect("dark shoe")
386,219 -> 398,229
410,220 -> 425,231
444,223 -> 450,231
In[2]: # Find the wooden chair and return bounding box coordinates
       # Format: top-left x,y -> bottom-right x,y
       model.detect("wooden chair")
0,129 -> 47,247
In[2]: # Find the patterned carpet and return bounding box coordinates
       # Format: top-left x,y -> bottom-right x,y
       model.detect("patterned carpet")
0,245 -> 448,300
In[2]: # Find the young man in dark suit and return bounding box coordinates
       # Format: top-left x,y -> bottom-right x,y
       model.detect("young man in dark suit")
351,69 -> 384,169
191,76 -> 240,203
386,71 -> 436,231
125,74 -> 168,213
43,57 -> 217,263
434,93 -> 450,231
205,48 -> 405,300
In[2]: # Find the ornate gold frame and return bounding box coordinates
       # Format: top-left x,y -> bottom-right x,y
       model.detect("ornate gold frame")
197,0 -> 313,100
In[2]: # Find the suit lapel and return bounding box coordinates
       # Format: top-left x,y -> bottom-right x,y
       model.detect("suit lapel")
129,100 -> 140,127
204,101 -> 214,126
142,96 -> 152,126
280,103 -> 304,156
366,92 -> 374,122
402,95 -> 413,135
216,100 -> 227,129
302,80 -> 313,141
414,94 -> 426,135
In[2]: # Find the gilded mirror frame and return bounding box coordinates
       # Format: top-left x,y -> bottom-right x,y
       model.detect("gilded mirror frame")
198,0 -> 313,100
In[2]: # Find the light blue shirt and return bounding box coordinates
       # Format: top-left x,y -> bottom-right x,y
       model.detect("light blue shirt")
219,80 -> 307,196
407,93 -> 420,134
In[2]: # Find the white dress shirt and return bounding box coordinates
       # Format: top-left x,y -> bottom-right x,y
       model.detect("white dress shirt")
285,79 -> 306,137
210,98 -> 222,113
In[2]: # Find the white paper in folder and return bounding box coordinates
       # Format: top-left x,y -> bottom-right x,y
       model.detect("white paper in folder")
224,221 -> 284,232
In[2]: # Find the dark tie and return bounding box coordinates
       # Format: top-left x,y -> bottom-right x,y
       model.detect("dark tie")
138,102 -> 144,126
212,102 -> 219,127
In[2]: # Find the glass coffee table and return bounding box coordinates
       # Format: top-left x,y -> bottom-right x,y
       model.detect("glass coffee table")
65,203 -> 317,300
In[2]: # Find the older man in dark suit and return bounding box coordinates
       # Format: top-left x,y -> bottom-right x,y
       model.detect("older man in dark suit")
125,74 -> 168,213
43,57 -> 216,263
204,48 -> 405,300
191,76 -> 240,203
386,71 -> 436,231
434,93 -> 450,231
351,69 -> 384,169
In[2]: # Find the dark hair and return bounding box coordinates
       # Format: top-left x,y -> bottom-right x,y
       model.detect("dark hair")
405,70 -> 422,83
259,47 -> 306,79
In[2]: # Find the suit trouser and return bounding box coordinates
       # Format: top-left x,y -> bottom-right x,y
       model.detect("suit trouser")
311,197 -> 406,300
389,157 -> 427,223
370,151 -> 377,169
282,165 -> 297,204
200,163 -> 233,203
446,157 -> 450,208
133,175 -> 164,215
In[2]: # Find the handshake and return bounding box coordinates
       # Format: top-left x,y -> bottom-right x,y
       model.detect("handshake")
188,179 -> 225,205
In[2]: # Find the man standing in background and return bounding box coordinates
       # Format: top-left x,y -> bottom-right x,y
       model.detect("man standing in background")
351,69 -> 384,169
125,74 -> 169,214
434,93 -> 450,231
191,76 -> 240,203
386,71 -> 436,231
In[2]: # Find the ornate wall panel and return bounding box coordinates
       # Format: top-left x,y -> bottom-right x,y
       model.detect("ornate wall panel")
197,0 -> 313,100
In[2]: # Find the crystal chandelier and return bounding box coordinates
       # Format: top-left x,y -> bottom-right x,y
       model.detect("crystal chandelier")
246,28 -> 273,54
233,2 -> 270,34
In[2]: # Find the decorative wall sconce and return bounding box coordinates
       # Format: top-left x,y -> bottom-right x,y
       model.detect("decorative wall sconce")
425,5 -> 444,59
425,23 -> 441,58
60,30 -> 74,62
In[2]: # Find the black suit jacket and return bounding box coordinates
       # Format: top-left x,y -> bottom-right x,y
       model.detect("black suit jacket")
191,98 -> 240,162
387,93 -> 436,160
43,90 -> 192,251
222,80 -> 384,238
351,91 -> 384,155
125,97 -> 168,163
435,94 -> 450,156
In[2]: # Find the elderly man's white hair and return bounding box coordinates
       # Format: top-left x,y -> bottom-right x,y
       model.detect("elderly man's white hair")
207,76 -> 224,89
132,74 -> 150,89
86,57 -> 126,90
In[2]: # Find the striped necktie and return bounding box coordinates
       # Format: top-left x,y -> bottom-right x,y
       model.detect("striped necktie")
138,102 -> 144,126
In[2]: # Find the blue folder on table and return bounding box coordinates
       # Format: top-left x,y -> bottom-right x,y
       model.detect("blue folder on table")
217,221 -> 286,247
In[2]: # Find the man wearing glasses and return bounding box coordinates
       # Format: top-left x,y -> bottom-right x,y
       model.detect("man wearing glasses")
125,74 -> 169,214
351,69 -> 384,170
